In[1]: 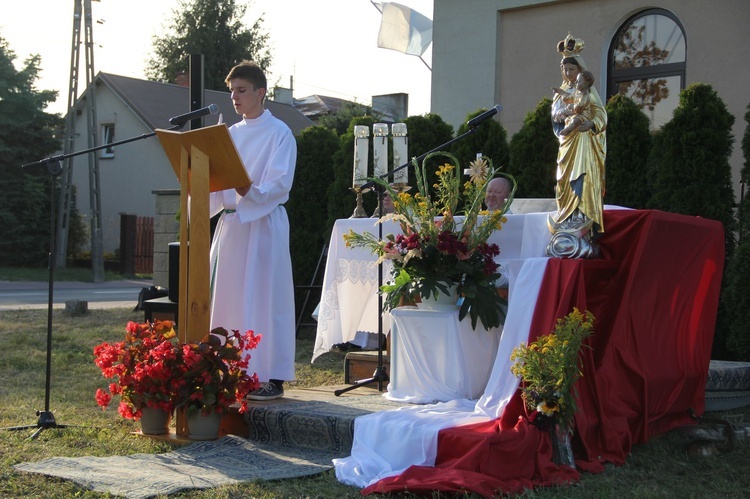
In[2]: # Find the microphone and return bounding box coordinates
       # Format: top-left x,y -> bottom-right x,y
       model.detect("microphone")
466,104 -> 503,128
169,104 -> 220,126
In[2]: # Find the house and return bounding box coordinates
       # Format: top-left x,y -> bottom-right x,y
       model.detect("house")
430,0 -> 749,200
67,72 -> 314,253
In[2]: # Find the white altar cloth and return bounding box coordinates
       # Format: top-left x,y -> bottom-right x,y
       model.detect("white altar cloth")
334,257 -> 550,487
386,307 -> 501,403
312,213 -> 552,361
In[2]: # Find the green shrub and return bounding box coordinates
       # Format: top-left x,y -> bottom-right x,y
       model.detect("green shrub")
507,98 -> 558,198
604,94 -> 652,208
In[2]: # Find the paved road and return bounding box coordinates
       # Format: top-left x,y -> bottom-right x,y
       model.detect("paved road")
0,279 -> 153,310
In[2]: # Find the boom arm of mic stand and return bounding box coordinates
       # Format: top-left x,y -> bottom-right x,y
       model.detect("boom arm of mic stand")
20,122 -> 185,169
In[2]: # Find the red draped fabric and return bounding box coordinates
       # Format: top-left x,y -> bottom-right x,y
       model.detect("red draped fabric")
363,210 -> 724,496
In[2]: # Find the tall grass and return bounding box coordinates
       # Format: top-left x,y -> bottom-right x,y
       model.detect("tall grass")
1,307 -> 749,498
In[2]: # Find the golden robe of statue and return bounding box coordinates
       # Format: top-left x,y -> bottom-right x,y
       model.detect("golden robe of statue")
550,34 -> 607,237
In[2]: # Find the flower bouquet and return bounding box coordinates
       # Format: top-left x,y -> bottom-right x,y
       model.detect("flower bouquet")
94,320 -> 183,420
177,327 -> 261,417
510,308 -> 595,431
343,152 -> 514,330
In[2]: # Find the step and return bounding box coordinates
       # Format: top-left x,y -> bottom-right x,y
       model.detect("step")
705,360 -> 750,411
242,385 -> 403,456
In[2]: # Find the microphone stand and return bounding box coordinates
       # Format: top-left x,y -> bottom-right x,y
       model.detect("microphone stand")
334,124 -> 483,396
2,122 -> 188,438
20,122 -> 187,169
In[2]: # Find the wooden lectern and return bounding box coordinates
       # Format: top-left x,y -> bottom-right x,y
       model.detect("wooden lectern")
156,124 -> 251,436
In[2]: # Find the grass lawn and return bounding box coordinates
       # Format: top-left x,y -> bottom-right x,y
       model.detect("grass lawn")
1,306 -> 749,498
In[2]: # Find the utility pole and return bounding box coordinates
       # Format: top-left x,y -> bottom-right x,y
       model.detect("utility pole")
56,0 -> 105,282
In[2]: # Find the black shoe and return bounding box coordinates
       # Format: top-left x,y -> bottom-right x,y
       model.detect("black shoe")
246,381 -> 284,401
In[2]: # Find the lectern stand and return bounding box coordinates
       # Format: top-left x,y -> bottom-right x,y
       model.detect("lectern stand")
155,124 -> 251,436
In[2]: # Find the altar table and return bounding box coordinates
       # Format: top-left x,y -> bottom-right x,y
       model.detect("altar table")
312,213 -> 552,361
334,209 -> 725,497
387,307 -> 502,403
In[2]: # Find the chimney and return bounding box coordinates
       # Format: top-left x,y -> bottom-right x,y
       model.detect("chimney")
175,73 -> 190,87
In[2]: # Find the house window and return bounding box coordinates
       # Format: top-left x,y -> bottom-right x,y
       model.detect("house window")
101,124 -> 115,158
607,9 -> 686,130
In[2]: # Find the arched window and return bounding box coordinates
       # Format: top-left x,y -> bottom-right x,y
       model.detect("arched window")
607,9 -> 686,129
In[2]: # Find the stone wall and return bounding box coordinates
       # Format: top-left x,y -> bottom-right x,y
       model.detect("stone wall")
152,189 -> 180,288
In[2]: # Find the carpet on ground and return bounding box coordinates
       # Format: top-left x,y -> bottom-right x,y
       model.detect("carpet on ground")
14,434 -> 338,499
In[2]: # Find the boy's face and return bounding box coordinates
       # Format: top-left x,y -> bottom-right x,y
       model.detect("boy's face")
228,77 -> 266,119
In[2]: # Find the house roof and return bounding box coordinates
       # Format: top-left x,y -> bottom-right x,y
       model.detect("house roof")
293,94 -> 356,119
95,72 -> 315,135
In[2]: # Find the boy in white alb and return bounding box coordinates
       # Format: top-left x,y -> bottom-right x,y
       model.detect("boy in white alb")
209,60 -> 297,400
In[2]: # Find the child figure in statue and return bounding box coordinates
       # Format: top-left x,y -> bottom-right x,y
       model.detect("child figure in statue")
552,70 -> 595,136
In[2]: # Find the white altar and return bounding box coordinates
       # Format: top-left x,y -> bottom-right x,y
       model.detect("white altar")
387,306 -> 501,403
312,213 -> 552,363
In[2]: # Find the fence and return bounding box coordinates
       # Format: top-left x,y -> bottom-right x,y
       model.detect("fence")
120,214 -> 154,275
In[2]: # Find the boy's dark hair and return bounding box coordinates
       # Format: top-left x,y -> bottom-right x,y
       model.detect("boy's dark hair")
225,60 -> 267,93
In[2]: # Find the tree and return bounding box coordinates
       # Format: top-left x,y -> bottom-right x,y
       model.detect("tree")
403,113 -> 455,198
450,108 -> 510,176
146,0 -> 271,91
507,98 -> 558,198
286,125 -> 339,316
723,102 -> 750,360
326,116 -> 377,229
317,102 -> 374,136
604,94 -> 652,208
647,83 -> 736,255
0,36 -> 63,266
647,84 -> 737,360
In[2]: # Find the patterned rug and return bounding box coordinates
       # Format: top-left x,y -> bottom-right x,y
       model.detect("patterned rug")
14,435 -> 337,499
13,395 -> 405,498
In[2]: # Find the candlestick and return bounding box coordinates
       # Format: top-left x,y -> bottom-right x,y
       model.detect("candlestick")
391,123 -> 408,185
373,123 -> 389,179
352,125 -> 370,187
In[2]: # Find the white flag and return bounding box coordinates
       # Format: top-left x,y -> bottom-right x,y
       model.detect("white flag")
376,2 -> 433,56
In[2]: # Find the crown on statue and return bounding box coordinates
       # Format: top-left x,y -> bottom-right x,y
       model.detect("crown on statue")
557,32 -> 585,57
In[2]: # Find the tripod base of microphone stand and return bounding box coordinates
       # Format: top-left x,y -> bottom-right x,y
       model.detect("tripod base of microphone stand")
334,366 -> 390,396
2,410 -> 68,439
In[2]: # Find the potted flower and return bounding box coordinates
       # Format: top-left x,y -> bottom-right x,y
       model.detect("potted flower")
93,320 -> 183,434
176,327 -> 261,440
343,152 -> 515,330
510,308 -> 595,466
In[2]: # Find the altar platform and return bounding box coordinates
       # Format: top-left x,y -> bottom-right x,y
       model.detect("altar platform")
321,208 -> 731,495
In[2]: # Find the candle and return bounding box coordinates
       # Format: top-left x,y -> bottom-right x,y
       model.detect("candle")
353,125 -> 370,187
391,123 -> 408,184
372,123 -> 389,180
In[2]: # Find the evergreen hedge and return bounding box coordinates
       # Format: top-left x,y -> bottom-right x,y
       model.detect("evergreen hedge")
604,94 -> 652,209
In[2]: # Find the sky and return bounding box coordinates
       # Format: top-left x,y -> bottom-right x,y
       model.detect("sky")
1,0 -> 434,117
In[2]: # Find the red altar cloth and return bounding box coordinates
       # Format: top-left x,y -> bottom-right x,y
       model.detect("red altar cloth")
363,209 -> 725,496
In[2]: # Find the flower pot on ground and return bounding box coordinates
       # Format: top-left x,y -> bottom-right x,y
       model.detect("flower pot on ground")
140,407 -> 172,435
176,327 -> 262,422
187,411 -> 222,440
343,152 -> 515,330
93,320 -> 183,422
